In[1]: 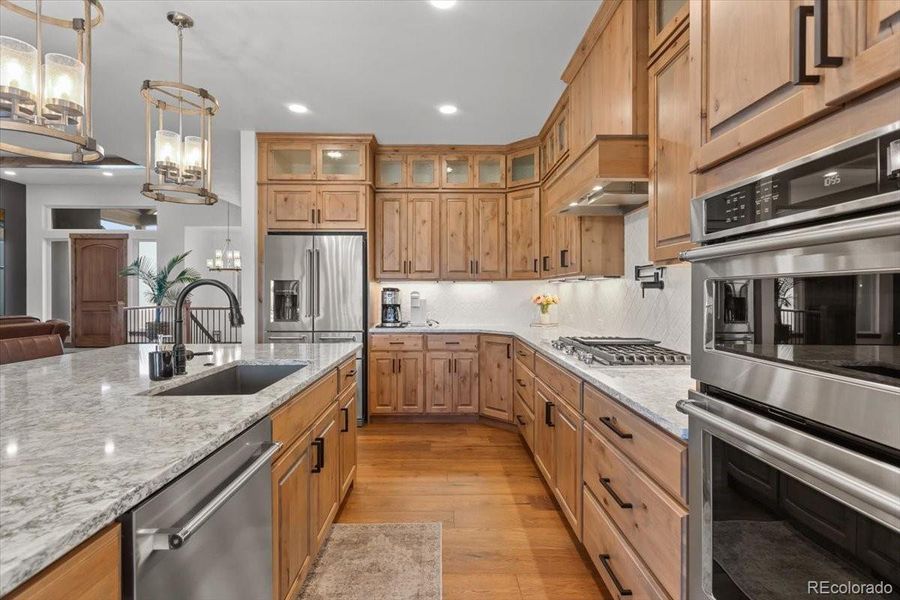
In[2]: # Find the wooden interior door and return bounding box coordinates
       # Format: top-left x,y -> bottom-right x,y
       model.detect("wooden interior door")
374,194 -> 406,280
506,188 -> 540,280
70,234 -> 127,347
310,404 -> 340,555
453,352 -> 479,414
473,194 -> 507,280
478,335 -> 513,422
425,352 -> 454,413
271,433 -> 312,600
406,194 -> 441,280
317,185 -> 366,230
441,194 -> 475,280
368,353 -> 397,414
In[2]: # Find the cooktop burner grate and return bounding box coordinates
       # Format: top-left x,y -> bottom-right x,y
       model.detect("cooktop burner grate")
551,336 -> 690,365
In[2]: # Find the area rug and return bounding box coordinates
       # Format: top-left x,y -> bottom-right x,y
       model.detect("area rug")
297,522 -> 442,600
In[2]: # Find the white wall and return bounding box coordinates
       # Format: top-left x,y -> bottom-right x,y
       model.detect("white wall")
25,184 -> 239,319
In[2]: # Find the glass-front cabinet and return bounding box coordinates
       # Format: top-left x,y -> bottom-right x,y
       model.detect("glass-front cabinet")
407,154 -> 440,188
316,143 -> 365,180
650,0 -> 688,56
507,146 -> 539,187
442,155 -> 473,188
376,154 -> 406,188
266,142 -> 315,180
475,154 -> 506,188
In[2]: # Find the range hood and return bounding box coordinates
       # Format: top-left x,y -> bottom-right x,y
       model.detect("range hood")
546,135 -> 649,216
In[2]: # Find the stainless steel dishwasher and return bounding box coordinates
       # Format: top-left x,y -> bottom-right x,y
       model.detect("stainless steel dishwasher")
122,418 -> 280,600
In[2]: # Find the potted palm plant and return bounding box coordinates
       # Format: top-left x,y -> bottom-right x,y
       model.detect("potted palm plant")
120,251 -> 201,340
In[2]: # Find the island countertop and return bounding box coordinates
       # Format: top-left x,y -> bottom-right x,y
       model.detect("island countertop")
0,342 -> 360,596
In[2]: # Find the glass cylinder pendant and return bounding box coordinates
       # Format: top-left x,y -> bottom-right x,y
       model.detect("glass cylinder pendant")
154,129 -> 181,179
0,36 -> 39,108
43,53 -> 85,120
182,135 -> 204,181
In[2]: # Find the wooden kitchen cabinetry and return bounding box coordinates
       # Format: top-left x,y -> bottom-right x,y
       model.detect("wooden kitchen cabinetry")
506,187 -> 541,279
474,154 -> 506,188
368,351 -> 425,414
407,154 -> 441,188
271,432 -> 313,600
478,335 -> 514,423
266,184 -> 367,231
374,193 -> 440,280
375,154 -> 407,188
441,154 -> 474,188
553,395 -> 584,538
648,25 -> 693,263
338,383 -> 358,500
425,351 -> 479,414
440,193 -> 507,280
507,146 -> 540,187
309,402 -> 341,554
649,0 -> 688,59
264,142 -> 316,181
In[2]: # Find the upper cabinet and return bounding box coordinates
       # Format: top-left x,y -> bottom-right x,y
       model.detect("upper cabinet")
649,0 -> 688,58
441,155 -> 474,188
266,142 -> 316,181
507,146 -> 540,187
376,154 -> 406,188
376,151 -> 514,190
440,193 -> 507,280
690,0 -> 900,172
267,184 -> 367,231
474,154 -> 506,189
317,143 -> 366,181
374,193 -> 440,280
407,154 -> 440,188
506,188 -> 541,280
258,135 -> 374,185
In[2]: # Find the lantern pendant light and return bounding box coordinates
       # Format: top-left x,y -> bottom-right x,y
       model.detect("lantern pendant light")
207,203 -> 242,272
141,12 -> 219,205
0,0 -> 105,164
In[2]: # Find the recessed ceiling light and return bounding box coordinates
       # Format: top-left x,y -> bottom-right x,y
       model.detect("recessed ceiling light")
438,104 -> 458,115
287,103 -> 309,114
102,171 -> 113,177
430,0 -> 457,9
3,170 -> 16,176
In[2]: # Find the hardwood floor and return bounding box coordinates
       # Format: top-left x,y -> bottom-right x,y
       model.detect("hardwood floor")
336,422 -> 608,599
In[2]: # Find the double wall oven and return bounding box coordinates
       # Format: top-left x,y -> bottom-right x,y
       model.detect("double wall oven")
680,125 -> 900,599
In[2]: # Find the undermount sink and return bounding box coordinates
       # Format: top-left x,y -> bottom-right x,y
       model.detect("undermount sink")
153,364 -> 306,396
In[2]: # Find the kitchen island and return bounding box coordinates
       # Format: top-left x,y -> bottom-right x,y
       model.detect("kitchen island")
0,342 -> 360,596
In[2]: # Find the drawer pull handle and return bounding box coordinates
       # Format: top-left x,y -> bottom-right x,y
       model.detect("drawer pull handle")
598,554 -> 632,597
516,378 -> 527,387
389,341 -> 405,345
599,416 -> 633,439
599,477 -> 633,509
516,415 -> 526,426
445,341 -> 460,345
311,437 -> 325,473
517,350 -> 527,357
345,369 -> 357,377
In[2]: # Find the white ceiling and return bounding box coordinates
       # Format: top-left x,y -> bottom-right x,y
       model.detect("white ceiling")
1,0 -> 600,201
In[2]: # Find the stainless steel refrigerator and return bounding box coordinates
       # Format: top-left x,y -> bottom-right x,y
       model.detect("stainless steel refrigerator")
264,233 -> 367,423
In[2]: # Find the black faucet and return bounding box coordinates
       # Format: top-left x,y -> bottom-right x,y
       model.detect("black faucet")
172,279 -> 245,375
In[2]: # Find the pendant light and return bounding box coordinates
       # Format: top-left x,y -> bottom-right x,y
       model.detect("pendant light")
0,0 -> 105,164
141,11 -> 218,205
207,203 -> 241,272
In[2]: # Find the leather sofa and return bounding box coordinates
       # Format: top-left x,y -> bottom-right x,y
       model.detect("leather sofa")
0,317 -> 71,343
0,334 -> 64,364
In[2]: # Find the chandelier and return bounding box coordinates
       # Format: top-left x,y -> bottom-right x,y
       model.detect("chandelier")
0,0 -> 105,164
142,12 -> 218,205
207,202 -> 241,271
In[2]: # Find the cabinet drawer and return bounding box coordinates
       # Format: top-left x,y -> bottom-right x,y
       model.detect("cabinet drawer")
514,394 -> 535,454
583,384 -> 686,502
426,334 -> 478,352
584,423 -> 685,600
337,358 -> 357,393
513,359 -> 535,413
513,339 -> 535,370
583,487 -> 669,600
369,334 -> 424,351
534,354 -> 582,410
272,371 -> 337,454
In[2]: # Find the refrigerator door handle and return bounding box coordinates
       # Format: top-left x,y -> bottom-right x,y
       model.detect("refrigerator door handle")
315,249 -> 322,317
305,249 -> 314,318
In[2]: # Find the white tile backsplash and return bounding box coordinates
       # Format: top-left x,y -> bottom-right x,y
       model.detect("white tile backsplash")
372,206 -> 692,353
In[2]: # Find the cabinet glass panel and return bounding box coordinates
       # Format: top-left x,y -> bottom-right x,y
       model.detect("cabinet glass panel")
320,148 -> 361,176
657,0 -> 687,33
557,116 -> 567,155
271,149 -> 313,177
445,159 -> 470,185
410,159 -> 436,186
378,157 -> 403,186
477,157 -> 503,186
510,154 -> 536,182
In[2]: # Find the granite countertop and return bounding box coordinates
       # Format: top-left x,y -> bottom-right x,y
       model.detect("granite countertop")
0,342 -> 359,596
370,324 -> 693,440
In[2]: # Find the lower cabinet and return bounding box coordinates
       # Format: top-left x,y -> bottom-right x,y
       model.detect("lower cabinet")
310,402 -> 341,554
552,398 -> 583,539
513,393 -> 535,453
425,351 -> 479,414
368,351 -> 425,414
533,381 -> 556,484
478,335 -> 514,422
271,433 -> 313,600
338,383 -> 358,500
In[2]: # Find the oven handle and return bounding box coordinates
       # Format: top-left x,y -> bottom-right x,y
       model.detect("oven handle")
676,400 -> 898,517
136,441 -> 282,551
679,211 -> 900,262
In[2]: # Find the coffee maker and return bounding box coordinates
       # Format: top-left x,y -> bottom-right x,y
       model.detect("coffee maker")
380,288 -> 403,327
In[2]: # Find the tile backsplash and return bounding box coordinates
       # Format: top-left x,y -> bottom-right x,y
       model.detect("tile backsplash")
373,206 -> 692,354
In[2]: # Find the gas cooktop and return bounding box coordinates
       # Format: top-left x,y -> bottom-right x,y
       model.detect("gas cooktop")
551,336 -> 690,366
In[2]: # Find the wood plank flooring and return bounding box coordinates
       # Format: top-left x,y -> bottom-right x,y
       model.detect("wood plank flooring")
336,423 -> 609,599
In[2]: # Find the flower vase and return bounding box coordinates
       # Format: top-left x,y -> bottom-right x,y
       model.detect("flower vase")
539,308 -> 551,325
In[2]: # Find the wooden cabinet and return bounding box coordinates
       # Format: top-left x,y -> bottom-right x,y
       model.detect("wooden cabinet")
533,381 -> 556,484
542,106 -> 569,176
407,154 -> 440,188
474,154 -> 506,188
478,335 -> 513,422
553,397 -> 583,538
374,193 -> 440,280
397,353 -> 425,413
338,384 -> 357,500
473,194 -> 507,280
368,353 -> 398,415
425,351 -> 479,414
441,154 -> 474,188
440,194 -> 507,280
265,142 -> 316,181
507,146 -> 540,187
272,433 -> 313,600
309,403 -> 341,554
514,394 -> 535,454
368,351 -> 425,414
648,26 -> 694,263
539,191 -> 557,278
649,0 -> 688,58
376,153 -> 406,188
267,184 -> 366,231
6,524 -> 120,600
316,142 -> 366,181
506,188 -> 541,280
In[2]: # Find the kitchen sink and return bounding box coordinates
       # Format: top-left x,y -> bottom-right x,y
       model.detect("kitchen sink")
153,364 -> 306,396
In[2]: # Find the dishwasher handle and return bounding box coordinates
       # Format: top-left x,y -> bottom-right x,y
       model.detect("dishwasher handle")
137,441 -> 282,551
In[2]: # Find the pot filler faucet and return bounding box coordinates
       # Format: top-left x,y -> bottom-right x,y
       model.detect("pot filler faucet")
173,279 -> 245,375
